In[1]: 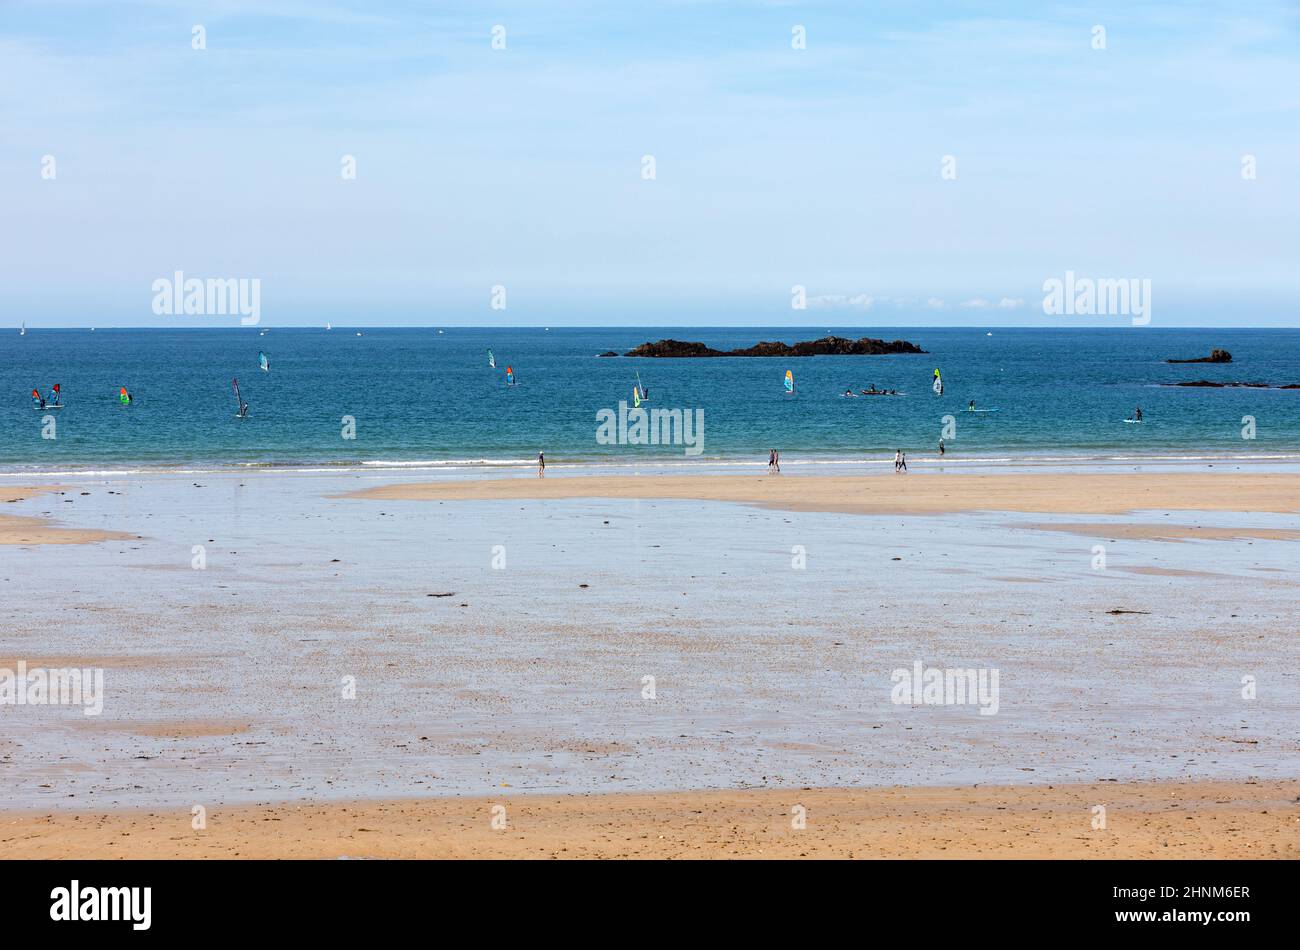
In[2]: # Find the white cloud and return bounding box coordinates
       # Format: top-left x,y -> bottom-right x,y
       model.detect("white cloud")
808,294 -> 874,310
997,297 -> 1025,308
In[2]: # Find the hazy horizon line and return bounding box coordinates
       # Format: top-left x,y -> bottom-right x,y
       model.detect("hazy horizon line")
11,324 -> 1299,332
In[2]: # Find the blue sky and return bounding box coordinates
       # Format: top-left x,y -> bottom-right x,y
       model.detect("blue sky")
3,0 -> 1298,327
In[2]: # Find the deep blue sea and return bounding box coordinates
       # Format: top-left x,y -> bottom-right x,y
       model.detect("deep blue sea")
3,327 -> 1298,471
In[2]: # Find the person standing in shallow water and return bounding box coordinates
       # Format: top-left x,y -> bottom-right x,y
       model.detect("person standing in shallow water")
537,451 -> 545,477
938,439 -> 945,457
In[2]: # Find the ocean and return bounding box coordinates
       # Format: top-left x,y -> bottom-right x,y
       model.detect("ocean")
3,326 -> 1298,472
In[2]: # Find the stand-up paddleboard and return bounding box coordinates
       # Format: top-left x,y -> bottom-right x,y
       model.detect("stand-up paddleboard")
966,408 -> 999,413
1123,418 -> 1142,423
33,404 -> 63,410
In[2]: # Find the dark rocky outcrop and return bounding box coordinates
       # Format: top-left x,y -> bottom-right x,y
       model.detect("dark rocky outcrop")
1164,380 -> 1275,388
597,351 -> 619,357
625,340 -> 721,358
1167,349 -> 1232,364
624,336 -> 927,358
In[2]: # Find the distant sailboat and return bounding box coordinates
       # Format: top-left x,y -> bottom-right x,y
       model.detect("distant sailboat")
506,366 -> 515,386
633,384 -> 641,408
932,368 -> 943,395
19,322 -> 25,336
232,378 -> 249,418
635,370 -> 649,402
326,322 -> 332,331
488,349 -> 496,369
784,369 -> 794,394
259,351 -> 269,372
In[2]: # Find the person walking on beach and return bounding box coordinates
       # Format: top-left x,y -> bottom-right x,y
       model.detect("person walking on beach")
894,449 -> 907,473
768,448 -> 780,473
938,438 -> 945,457
537,451 -> 545,477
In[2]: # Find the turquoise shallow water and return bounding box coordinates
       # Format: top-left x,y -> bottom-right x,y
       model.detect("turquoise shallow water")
3,326 -> 1298,471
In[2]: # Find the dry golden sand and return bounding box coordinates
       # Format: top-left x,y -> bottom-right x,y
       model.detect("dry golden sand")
2,781 -> 1294,859
1020,522 -> 1300,542
0,487 -> 132,545
345,472 -> 1300,516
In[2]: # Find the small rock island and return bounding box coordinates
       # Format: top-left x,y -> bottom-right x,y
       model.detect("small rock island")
624,336 -> 927,358
1167,349 -> 1232,364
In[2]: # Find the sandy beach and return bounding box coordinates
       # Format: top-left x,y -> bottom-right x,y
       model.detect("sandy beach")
344,470 -> 1300,515
12,0 -> 1300,887
0,487 -> 134,545
3,779 -> 1294,859
2,465 -> 1296,858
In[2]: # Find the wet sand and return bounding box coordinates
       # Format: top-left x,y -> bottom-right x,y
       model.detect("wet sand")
2,469 -> 1296,859
2,779 -> 1293,859
0,487 -> 134,545
345,471 -> 1300,515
